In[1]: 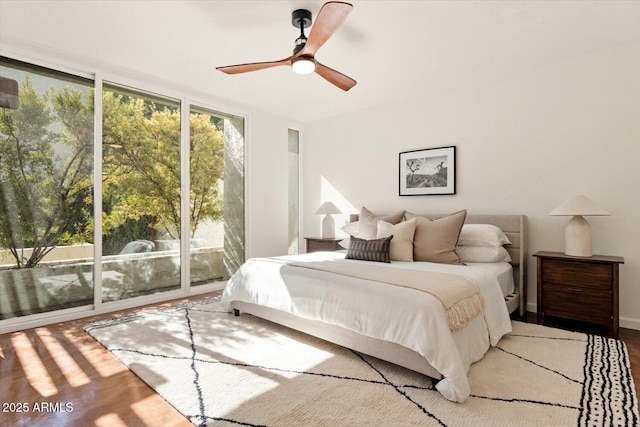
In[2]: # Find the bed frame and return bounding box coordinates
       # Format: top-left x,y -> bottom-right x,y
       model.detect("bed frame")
231,213 -> 527,380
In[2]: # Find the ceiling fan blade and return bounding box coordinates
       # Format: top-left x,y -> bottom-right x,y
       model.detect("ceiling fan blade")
300,2 -> 353,56
314,61 -> 356,91
216,57 -> 292,74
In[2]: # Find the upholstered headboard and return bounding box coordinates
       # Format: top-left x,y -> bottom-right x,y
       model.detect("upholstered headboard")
349,213 -> 528,317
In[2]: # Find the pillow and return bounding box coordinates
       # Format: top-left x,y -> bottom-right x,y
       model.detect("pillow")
456,246 -> 512,263
338,237 -> 350,249
346,235 -> 393,263
377,218 -> 417,262
458,224 -> 511,247
340,221 -> 360,236
357,207 -> 405,239
407,210 -> 467,264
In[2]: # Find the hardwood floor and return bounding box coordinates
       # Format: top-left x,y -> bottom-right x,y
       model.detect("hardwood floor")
0,294 -> 217,427
1,299 -> 639,426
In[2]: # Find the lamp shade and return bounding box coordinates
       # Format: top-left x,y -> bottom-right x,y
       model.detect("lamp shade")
315,201 -> 342,215
549,195 -> 609,216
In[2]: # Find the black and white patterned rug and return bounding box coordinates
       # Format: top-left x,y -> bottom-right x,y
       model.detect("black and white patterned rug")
84,297 -> 639,426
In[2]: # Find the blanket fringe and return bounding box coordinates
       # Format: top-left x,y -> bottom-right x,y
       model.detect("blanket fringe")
447,293 -> 485,331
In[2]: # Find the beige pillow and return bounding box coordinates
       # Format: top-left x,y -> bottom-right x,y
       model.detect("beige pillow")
407,210 -> 467,264
377,218 -> 417,262
357,206 -> 405,239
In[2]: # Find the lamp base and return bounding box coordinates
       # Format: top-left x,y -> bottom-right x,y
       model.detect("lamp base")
321,215 -> 335,239
564,215 -> 592,257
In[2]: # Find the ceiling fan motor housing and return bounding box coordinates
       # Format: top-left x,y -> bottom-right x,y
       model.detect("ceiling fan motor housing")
292,9 -> 312,54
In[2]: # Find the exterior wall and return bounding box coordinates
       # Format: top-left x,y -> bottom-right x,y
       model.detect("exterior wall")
0,245 -> 94,266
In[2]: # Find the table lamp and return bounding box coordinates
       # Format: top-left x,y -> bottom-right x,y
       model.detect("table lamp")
316,202 -> 342,239
549,195 -> 609,257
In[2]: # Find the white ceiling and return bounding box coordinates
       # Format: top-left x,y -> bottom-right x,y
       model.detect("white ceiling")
2,1 -> 640,123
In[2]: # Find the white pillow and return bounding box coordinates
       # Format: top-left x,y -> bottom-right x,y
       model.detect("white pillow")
456,246 -> 512,263
457,224 -> 511,247
376,218 -> 417,262
339,237 -> 350,249
341,221 -> 360,236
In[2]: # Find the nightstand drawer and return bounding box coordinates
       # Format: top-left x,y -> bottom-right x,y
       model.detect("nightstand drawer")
534,251 -> 623,338
310,240 -> 340,251
542,259 -> 612,290
305,237 -> 343,253
542,284 -> 612,324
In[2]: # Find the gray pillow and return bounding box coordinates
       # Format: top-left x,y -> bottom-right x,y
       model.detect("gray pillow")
346,235 -> 393,263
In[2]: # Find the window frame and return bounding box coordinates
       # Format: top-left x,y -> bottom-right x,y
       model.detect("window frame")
0,55 -> 247,333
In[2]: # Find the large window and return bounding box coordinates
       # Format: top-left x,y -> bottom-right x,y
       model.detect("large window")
0,58 -> 95,318
0,57 -> 244,327
101,84 -> 182,302
288,129 -> 300,255
189,106 -> 244,286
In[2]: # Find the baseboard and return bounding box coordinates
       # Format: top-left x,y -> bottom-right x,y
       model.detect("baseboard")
620,317 -> 640,331
526,302 -> 640,332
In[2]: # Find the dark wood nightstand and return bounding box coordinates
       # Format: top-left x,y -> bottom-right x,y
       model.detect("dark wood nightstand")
533,251 -> 624,339
305,237 -> 344,253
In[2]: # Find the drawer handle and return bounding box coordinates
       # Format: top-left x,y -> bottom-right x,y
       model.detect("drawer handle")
568,288 -> 583,292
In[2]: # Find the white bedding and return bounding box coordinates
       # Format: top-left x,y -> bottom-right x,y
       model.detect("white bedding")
466,261 -> 515,297
221,251 -> 512,402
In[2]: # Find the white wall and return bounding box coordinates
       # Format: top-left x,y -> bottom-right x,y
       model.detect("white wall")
245,111 -> 293,259
303,41 -> 640,329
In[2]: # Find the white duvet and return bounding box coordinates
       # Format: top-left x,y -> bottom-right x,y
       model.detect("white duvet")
221,251 -> 512,403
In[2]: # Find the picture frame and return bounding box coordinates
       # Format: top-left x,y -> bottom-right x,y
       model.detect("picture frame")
399,146 -> 456,196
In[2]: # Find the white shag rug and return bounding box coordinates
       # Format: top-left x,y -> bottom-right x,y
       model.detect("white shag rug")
84,297 -> 639,426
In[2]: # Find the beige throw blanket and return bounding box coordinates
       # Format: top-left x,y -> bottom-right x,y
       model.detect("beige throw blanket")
289,260 -> 484,331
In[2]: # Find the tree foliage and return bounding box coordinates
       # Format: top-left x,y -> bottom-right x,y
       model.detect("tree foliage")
0,77 -> 93,268
0,76 -> 225,267
102,91 -> 225,243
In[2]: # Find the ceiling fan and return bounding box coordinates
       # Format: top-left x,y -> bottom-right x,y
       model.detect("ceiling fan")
216,1 -> 356,91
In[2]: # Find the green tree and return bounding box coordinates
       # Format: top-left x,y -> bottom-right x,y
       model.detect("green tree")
0,76 -> 225,267
0,77 -> 94,268
101,91 -> 224,246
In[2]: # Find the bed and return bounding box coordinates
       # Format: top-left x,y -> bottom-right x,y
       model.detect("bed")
221,212 -> 527,403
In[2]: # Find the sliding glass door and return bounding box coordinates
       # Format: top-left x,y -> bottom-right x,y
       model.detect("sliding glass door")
188,106 -> 244,286
0,56 -> 245,329
0,58 -> 95,318
101,84 -> 182,302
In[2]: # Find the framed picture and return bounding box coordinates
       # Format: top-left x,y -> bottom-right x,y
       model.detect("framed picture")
399,146 -> 456,196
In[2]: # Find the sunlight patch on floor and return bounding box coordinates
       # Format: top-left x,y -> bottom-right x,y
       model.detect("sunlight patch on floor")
95,412 -> 127,427
11,332 -> 58,397
130,395 -> 175,425
35,328 -> 91,388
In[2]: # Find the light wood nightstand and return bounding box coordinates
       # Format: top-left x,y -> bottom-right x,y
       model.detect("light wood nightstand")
533,251 -> 624,339
305,237 -> 344,253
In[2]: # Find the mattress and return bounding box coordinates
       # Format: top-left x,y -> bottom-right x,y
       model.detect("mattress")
466,261 -> 515,297
221,251 -> 513,402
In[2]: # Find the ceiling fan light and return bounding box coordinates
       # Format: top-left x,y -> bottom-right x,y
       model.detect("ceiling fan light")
292,56 -> 315,75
